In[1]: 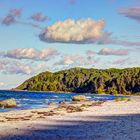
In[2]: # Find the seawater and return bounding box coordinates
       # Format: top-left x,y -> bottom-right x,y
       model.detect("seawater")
0,90 -> 125,112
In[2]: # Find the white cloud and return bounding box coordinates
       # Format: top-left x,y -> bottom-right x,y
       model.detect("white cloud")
0,59 -> 52,75
39,18 -> 110,44
55,55 -> 84,65
2,48 -> 59,61
54,53 -> 99,67
98,48 -> 129,56
0,60 -> 33,75
119,7 -> 140,23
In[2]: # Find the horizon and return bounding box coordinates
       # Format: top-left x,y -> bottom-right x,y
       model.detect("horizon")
0,0 -> 140,89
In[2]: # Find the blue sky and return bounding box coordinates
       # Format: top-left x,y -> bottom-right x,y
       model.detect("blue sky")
0,0 -> 140,89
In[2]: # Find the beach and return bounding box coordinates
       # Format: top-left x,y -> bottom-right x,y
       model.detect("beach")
0,96 -> 140,140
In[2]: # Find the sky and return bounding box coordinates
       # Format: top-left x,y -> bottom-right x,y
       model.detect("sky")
0,0 -> 140,89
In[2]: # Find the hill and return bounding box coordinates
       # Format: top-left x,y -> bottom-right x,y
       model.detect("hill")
16,67 -> 140,95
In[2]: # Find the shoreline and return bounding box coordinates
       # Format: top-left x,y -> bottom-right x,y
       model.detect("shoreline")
1,89 -> 73,94
0,95 -> 138,114
0,96 -> 140,140
2,89 -> 139,96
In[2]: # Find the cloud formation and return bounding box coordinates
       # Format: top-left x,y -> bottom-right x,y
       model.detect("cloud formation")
2,48 -> 59,61
7,62 -> 33,75
0,60 -> 33,75
31,12 -> 48,22
55,53 -> 98,67
1,8 -> 43,29
0,60 -> 51,75
39,18 -> 140,46
119,7 -> 140,23
2,15 -> 16,25
2,8 -> 22,25
39,18 -> 110,44
55,55 -> 84,65
1,9 -> 140,47
98,48 -> 129,56
10,9 -> 22,17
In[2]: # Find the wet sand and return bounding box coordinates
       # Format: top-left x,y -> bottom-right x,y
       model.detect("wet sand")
0,96 -> 140,140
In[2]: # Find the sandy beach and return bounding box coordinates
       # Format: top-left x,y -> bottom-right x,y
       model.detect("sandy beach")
0,96 -> 140,140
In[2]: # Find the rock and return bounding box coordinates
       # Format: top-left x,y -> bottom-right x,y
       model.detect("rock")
72,95 -> 87,101
36,110 -> 57,116
48,102 -> 57,106
59,101 -> 66,105
66,105 -> 84,113
0,99 -> 17,108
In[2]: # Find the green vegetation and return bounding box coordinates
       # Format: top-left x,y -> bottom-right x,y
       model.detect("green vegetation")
115,97 -> 131,102
16,67 -> 140,95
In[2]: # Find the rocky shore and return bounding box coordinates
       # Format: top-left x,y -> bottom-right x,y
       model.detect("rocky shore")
0,96 -> 140,140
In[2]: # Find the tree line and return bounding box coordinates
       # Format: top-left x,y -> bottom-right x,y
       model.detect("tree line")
16,67 -> 140,95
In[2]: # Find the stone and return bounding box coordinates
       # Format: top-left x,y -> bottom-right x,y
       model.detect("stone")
72,95 -> 87,101
0,99 -> 17,108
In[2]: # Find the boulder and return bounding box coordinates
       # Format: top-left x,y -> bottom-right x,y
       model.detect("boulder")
0,99 -> 17,108
72,95 -> 87,101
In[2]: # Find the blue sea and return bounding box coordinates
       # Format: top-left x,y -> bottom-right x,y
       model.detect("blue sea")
0,90 -> 125,112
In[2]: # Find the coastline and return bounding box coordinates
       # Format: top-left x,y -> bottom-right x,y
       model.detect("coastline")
6,89 -> 73,94
0,96 -> 140,140
2,89 -> 139,96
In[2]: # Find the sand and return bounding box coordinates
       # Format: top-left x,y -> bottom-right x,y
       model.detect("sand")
0,96 -> 140,140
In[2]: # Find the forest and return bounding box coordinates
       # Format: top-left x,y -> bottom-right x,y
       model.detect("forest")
16,67 -> 140,95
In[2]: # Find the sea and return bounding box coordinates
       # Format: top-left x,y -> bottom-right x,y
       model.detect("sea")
0,90 -> 125,112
